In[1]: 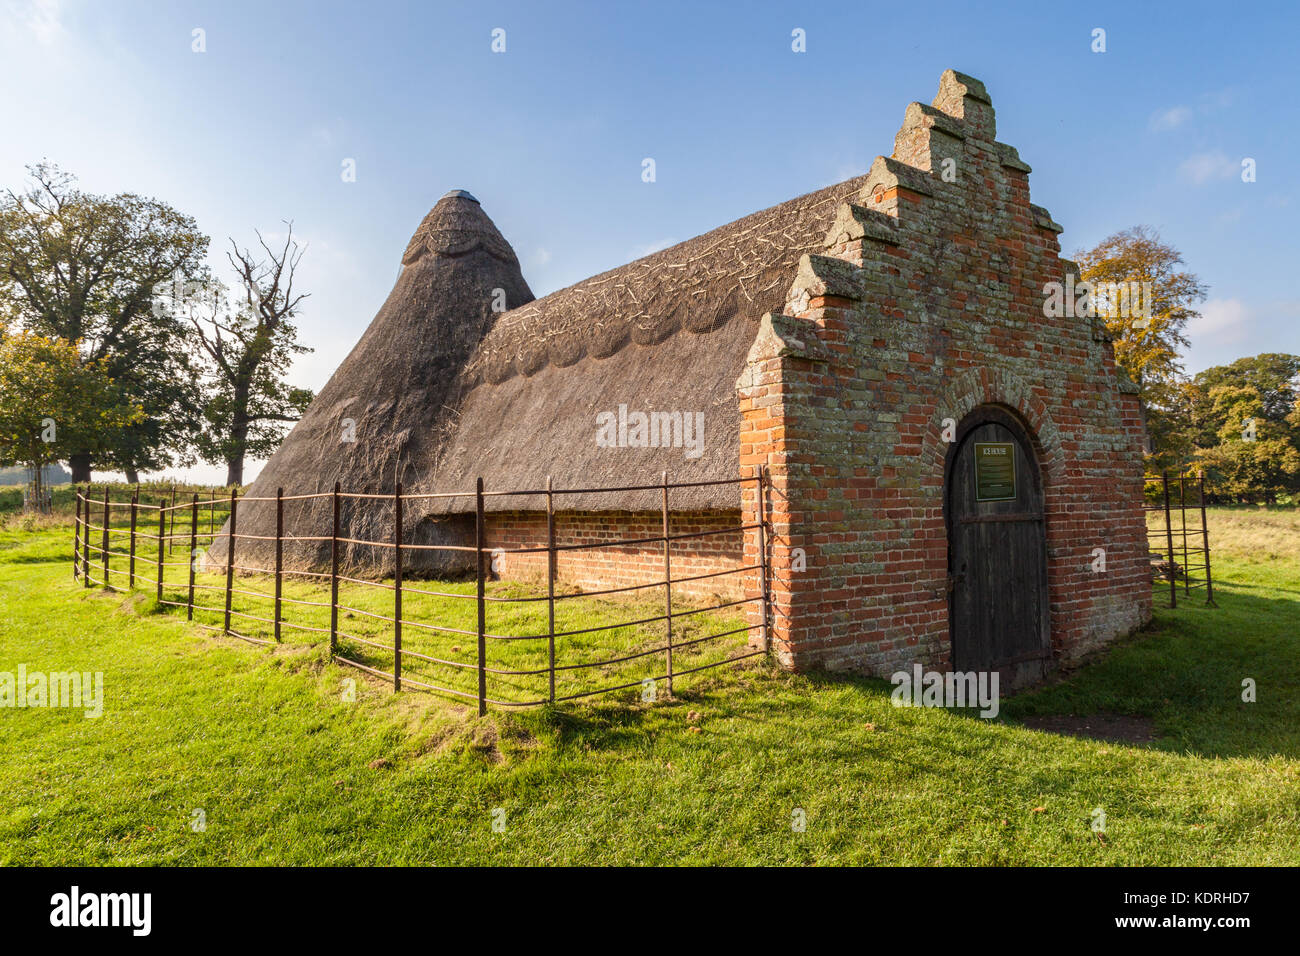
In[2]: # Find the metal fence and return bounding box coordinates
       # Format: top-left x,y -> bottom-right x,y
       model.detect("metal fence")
1144,472 -> 1216,608
72,471 -> 771,714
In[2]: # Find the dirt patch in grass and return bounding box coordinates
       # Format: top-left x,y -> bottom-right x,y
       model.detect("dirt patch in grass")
1021,713 -> 1161,745
469,723 -> 503,763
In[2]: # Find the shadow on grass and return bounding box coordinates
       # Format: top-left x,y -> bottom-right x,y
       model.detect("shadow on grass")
0,552 -> 71,565
515,574 -> 1298,764
1001,580 -> 1298,760
19,526 -> 1299,764
1217,579 -> 1300,598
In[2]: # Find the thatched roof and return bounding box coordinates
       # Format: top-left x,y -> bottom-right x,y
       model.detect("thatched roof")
432,173 -> 871,513
209,173 -> 871,571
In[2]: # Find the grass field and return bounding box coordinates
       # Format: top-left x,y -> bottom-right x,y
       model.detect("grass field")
58,493 -> 753,705
0,506 -> 1296,865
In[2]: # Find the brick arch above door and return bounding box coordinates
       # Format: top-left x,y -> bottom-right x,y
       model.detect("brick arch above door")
923,367 -> 1064,487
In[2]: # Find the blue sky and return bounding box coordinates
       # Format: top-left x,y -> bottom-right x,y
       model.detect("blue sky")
2,0 -> 1297,481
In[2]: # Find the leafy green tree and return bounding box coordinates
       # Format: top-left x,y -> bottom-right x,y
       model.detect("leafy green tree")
0,162 -> 208,482
1143,379 -> 1202,476
1193,353 -> 1300,433
0,333 -> 142,509
1197,439 -> 1300,504
1191,354 -> 1300,503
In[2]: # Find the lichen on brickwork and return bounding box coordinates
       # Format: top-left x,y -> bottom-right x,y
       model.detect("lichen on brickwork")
739,69 -> 1151,679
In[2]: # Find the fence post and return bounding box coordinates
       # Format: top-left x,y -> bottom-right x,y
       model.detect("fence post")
475,477 -> 487,717
1178,476 -> 1190,596
546,474 -> 556,704
224,488 -> 237,633
757,465 -> 771,656
82,489 -> 91,587
662,471 -> 673,698
330,481 -> 340,657
168,484 -> 177,554
187,495 -> 198,620
128,486 -> 138,587
73,490 -> 82,580
1199,472 -> 1216,607
1161,471 -> 1176,609
155,495 -> 165,602
101,487 -> 110,587
393,483 -> 403,692
274,488 -> 283,642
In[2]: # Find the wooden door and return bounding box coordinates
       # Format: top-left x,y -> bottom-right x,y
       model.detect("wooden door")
945,409 -> 1051,688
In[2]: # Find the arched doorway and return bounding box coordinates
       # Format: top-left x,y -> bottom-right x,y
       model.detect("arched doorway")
944,405 -> 1051,688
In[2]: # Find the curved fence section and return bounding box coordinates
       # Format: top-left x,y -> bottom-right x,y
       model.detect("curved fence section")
71,471 -> 772,714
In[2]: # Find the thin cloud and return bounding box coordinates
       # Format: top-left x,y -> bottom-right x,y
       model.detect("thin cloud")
1178,151 -> 1240,185
8,0 -> 64,44
1150,106 -> 1192,132
1198,88 -> 1235,112
1190,298 -> 1251,343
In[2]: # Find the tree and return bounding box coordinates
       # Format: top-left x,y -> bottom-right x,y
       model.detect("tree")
1196,436 -> 1300,505
1143,378 -> 1202,475
0,333 -> 142,509
1074,226 -> 1208,418
1193,353 -> 1300,431
0,162 -> 208,482
159,227 -> 313,486
0,279 -> 18,338
1192,354 -> 1300,503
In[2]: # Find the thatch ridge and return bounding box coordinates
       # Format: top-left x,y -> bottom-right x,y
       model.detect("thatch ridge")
401,190 -> 520,266
462,173 -> 871,388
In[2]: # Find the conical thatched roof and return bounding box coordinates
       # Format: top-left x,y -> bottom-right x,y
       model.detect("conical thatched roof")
207,191 -> 533,573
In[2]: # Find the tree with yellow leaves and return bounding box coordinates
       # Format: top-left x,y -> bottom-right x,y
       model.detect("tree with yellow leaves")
1074,226 -> 1208,417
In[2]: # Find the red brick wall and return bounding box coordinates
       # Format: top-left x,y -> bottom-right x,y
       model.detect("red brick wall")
484,510 -> 745,603
737,71 -> 1151,677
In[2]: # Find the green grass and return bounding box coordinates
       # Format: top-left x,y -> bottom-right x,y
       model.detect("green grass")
0,510 -> 1296,865
1147,503 -> 1300,566
66,504 -> 751,705
0,481 -> 150,517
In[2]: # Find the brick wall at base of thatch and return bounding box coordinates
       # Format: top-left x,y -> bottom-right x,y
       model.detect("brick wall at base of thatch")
485,510 -> 746,605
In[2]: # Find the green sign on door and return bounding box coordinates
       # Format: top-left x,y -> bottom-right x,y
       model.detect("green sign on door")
974,442 -> 1017,501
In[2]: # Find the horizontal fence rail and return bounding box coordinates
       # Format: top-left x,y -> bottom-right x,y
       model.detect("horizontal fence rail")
71,471 -> 772,714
